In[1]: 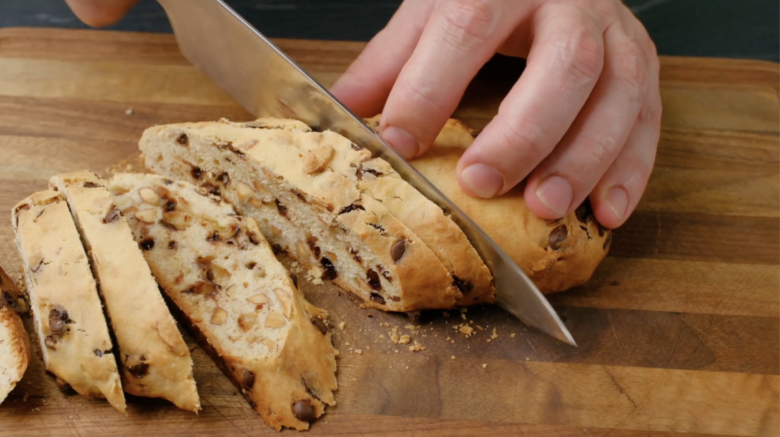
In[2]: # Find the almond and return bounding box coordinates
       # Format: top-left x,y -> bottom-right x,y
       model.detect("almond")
162,211 -> 191,230
236,182 -> 254,201
296,240 -> 309,262
139,187 -> 160,204
248,198 -> 264,209
260,338 -> 277,353
264,311 -> 286,328
134,208 -> 160,223
269,225 -> 282,237
210,307 -> 228,325
247,293 -> 269,305
238,312 -> 257,332
326,251 -> 338,263
301,143 -> 334,174
274,288 -> 292,317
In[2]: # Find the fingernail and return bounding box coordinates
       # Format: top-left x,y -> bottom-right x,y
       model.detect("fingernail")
535,176 -> 574,216
606,186 -> 629,220
461,164 -> 503,198
381,126 -> 419,159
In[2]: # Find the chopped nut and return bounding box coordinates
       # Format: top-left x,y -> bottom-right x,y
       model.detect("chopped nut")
398,335 -> 411,345
211,307 -> 228,325
236,182 -> 254,201
134,208 -> 159,223
264,311 -> 286,328
274,288 -> 292,317
325,251 -> 338,263
238,312 -> 257,332
247,293 -> 269,306
260,338 -> 277,353
162,211 -> 191,230
269,225 -> 282,237
139,188 -> 160,204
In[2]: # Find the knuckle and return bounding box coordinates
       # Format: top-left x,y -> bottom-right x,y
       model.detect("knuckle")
436,0 -> 497,45
398,75 -> 446,114
497,119 -> 553,161
611,42 -> 648,104
555,28 -> 604,88
578,132 -> 621,169
638,98 -> 663,129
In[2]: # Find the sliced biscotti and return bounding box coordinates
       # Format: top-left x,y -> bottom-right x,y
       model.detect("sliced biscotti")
243,118 -> 495,306
12,190 -> 126,413
49,171 -> 200,412
0,266 -> 31,405
366,115 -> 613,294
139,119 -> 461,312
107,173 -> 338,431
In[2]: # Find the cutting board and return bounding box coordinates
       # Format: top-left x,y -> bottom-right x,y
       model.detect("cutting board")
0,28 -> 778,437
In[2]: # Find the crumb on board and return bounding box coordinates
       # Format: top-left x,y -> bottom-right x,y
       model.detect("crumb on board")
355,349 -> 363,355
451,356 -> 456,360
338,321 -> 346,331
482,363 -> 487,369
125,108 -> 133,115
511,333 -> 516,338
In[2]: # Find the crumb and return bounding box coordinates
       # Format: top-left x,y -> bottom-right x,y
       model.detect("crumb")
366,346 -> 370,350
442,311 -> 450,318
355,349 -> 363,355
491,328 -> 498,340
486,339 -> 491,343
461,313 -> 467,320
459,325 -> 474,336
398,335 -> 411,345
333,349 -> 339,356
394,350 -> 399,354
451,356 -> 456,360
446,337 -> 452,341
482,363 -> 487,369
405,366 -> 409,370
511,333 -> 516,338
525,357 -> 530,361
125,108 -> 133,115
345,342 -> 350,346
460,308 -> 467,313
379,334 -> 385,339
408,341 -> 425,352
451,340 -> 455,344
338,321 -> 346,331
390,332 -> 400,343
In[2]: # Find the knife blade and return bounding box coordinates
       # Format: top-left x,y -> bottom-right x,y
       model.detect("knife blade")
156,0 -> 576,346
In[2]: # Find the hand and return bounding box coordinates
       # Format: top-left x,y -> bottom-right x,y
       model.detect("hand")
331,0 -> 661,229
64,0 -> 139,27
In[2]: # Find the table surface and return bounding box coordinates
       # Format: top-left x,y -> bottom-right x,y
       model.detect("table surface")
0,0 -> 778,62
0,27 -> 778,436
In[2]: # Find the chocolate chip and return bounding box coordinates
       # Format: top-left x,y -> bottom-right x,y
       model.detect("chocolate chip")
452,276 -> 473,295
356,165 -> 382,180
339,203 -> 365,215
391,239 -> 407,262
292,189 -> 306,201
246,262 -> 257,269
82,181 -> 100,188
603,231 -> 612,250
219,141 -> 245,159
56,377 -> 75,395
292,400 -> 316,423
127,358 -> 149,378
103,206 -> 121,224
191,166 -> 202,179
217,172 -> 230,185
321,257 -> 337,281
164,199 -> 177,212
168,240 -> 177,249
311,316 -> 328,335
272,244 -> 287,255
247,231 -> 260,245
549,225 -> 567,250
381,270 -> 392,282
44,335 -> 57,350
49,306 -> 72,335
366,269 -> 382,291
1,291 -> 20,313
388,296 -> 400,302
275,199 -> 288,217
177,133 -> 189,146
140,238 -> 155,251
369,293 -> 385,305
240,368 -> 255,391
350,142 -> 363,151
163,179 -> 174,185
207,231 -> 220,242
201,183 -> 221,196
575,200 -> 593,224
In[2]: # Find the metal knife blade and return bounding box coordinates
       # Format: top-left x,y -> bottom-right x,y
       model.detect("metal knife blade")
156,0 -> 576,346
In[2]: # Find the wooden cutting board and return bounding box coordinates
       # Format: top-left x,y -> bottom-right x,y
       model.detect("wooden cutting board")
0,28 -> 778,437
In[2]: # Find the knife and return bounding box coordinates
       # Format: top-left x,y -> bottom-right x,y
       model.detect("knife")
156,0 -> 576,346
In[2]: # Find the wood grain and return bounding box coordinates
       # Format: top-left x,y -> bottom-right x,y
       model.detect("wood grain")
0,28 -> 778,437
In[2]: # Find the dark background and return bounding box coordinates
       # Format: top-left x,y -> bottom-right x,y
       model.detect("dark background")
1,0 -> 778,62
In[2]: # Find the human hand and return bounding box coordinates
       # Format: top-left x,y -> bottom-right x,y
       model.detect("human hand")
64,0 -> 139,27
331,0 -> 661,229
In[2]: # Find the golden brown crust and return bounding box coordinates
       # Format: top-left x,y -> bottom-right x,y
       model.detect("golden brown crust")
0,266 -> 31,405
12,190 -> 126,413
365,115 -> 612,294
49,171 -> 201,412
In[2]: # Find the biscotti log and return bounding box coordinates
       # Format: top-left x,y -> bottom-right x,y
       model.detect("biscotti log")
364,116 -> 612,294
12,190 -> 126,413
138,118 -> 490,313
0,266 -> 31,405
107,173 -> 338,431
50,171 -> 201,412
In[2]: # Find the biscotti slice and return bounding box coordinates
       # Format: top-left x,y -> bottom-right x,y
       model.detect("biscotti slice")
107,173 -> 338,431
241,118 -> 496,306
0,266 -> 31,405
49,171 -> 200,412
12,190 -> 126,413
366,115 -> 613,294
139,119 -> 461,312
